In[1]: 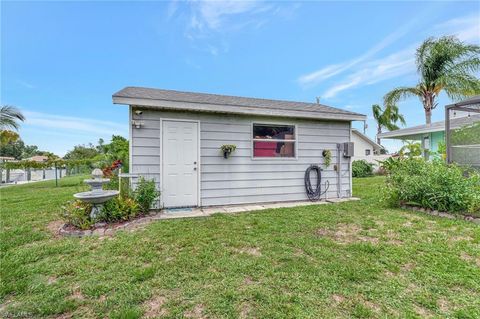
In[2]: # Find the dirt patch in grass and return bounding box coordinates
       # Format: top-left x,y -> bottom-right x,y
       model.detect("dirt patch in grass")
55,312 -> 73,319
331,294 -> 346,304
449,235 -> 473,243
401,262 -> 416,273
70,285 -> 85,301
47,220 -> 64,237
143,296 -> 167,318
243,276 -> 255,286
238,302 -> 252,318
437,297 -> 451,313
363,299 -> 381,313
234,247 -> 262,257
460,252 -> 480,267
414,304 -> 433,318
47,276 -> 57,285
315,224 -> 378,244
184,304 -> 205,319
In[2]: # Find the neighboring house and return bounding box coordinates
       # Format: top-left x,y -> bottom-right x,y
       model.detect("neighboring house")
350,129 -> 389,169
377,115 -> 479,158
113,87 -> 366,208
351,129 -> 384,158
27,155 -> 49,162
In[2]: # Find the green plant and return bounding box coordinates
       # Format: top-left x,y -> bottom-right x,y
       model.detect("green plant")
134,177 -> 159,213
220,144 -> 236,158
322,149 -> 332,167
384,36 -> 480,124
60,200 -> 93,230
352,160 -> 374,177
378,157 -> 402,173
399,141 -> 422,158
98,195 -> 140,222
384,158 -> 480,215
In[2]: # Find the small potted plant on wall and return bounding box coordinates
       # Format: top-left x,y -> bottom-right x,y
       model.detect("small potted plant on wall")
322,149 -> 332,168
221,144 -> 236,159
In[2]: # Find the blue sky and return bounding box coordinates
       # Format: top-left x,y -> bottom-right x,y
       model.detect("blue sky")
2,1 -> 479,156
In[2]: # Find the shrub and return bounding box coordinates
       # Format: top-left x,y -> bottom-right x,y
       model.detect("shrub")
61,200 -> 93,230
98,196 -> 140,222
134,177 -> 159,213
352,160 -> 374,177
384,158 -> 480,215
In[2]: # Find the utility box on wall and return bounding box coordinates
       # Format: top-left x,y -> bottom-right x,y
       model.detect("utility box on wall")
343,142 -> 354,157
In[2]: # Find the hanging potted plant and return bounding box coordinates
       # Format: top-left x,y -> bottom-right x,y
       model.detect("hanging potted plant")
322,149 -> 332,168
220,144 -> 236,159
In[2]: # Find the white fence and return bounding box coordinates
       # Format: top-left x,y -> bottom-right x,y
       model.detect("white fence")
0,168 -> 67,185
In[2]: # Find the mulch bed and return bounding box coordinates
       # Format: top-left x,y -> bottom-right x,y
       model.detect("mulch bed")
58,212 -> 163,237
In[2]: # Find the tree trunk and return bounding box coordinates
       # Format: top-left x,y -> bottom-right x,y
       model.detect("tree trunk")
423,92 -> 434,125
425,109 -> 432,125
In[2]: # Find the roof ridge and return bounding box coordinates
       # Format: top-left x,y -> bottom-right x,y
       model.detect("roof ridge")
116,86 -> 364,117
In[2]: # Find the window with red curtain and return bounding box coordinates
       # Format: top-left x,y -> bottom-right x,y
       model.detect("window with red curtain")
252,124 -> 296,158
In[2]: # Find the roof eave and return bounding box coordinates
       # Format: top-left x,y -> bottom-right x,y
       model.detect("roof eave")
113,96 -> 366,121
378,127 -> 444,139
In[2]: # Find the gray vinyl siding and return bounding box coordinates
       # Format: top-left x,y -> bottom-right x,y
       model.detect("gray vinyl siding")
131,109 -> 352,207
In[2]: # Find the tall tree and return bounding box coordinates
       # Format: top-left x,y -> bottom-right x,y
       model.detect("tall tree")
384,36 -> 480,124
0,105 -> 25,145
372,104 -> 406,145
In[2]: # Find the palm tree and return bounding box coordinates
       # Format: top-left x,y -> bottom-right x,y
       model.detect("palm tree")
1,105 -> 25,130
0,105 -> 25,145
372,104 -> 406,145
384,36 -> 480,124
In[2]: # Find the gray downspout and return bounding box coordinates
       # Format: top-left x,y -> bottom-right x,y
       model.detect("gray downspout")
337,143 -> 342,198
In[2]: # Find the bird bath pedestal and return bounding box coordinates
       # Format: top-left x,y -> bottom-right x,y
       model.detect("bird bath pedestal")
73,169 -> 119,219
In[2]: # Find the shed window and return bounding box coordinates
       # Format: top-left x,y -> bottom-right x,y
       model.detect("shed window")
365,149 -> 371,156
253,124 -> 295,158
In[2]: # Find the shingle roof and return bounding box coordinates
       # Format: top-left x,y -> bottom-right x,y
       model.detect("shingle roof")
112,86 -> 366,121
378,114 -> 480,139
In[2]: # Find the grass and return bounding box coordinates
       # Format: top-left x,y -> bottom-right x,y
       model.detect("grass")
1,176 -> 479,318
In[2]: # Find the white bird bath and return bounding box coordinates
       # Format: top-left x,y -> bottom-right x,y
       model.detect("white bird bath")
74,168 -> 119,219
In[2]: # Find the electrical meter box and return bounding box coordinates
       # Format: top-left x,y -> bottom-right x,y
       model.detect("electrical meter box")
343,142 -> 354,157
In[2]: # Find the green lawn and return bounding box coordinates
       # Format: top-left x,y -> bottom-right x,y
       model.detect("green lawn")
1,176 -> 479,318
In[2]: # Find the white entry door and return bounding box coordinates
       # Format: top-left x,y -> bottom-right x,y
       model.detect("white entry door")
162,120 -> 199,208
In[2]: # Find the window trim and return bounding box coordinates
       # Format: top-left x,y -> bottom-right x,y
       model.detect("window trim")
251,122 -> 298,160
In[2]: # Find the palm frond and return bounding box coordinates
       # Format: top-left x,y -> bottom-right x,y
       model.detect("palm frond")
0,105 -> 25,131
383,86 -> 422,106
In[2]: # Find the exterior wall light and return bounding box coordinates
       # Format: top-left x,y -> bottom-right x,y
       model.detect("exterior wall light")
132,120 -> 144,129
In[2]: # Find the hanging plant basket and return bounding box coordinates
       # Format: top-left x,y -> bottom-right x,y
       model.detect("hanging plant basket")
322,149 -> 332,168
220,144 -> 237,159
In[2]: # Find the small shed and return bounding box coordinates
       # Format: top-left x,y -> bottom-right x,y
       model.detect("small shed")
113,87 -> 366,208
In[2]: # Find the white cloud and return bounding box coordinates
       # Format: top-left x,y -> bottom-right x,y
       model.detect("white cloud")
302,12 -> 479,99
323,48 -> 416,98
182,1 -> 300,55
22,111 -> 127,137
191,0 -> 261,31
17,80 -> 35,89
434,14 -> 480,42
298,15 -> 422,87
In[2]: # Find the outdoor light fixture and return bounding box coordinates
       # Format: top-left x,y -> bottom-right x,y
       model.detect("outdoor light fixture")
132,120 -> 144,128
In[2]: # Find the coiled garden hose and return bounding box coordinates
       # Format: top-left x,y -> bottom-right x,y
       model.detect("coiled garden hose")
304,165 -> 329,201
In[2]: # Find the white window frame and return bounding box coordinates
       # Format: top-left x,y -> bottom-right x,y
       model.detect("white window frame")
251,122 -> 298,160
